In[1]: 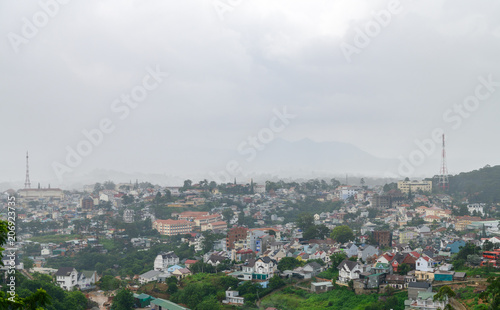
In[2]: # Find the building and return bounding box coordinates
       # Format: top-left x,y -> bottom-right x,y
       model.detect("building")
397,180 -> 432,194
139,270 -> 162,284
373,231 -> 392,247
337,260 -> 363,284
55,267 -> 78,291
153,219 -> 194,236
123,209 -> 134,223
150,298 -> 189,310
81,196 -> 94,210
311,281 -> 334,293
405,291 -> 449,310
407,282 -> 431,300
154,251 -> 180,271
18,188 -> 64,203
223,290 -> 245,305
226,227 -> 248,250
467,203 -> 485,216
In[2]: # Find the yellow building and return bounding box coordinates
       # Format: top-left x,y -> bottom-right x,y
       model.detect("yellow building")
397,180 -> 432,194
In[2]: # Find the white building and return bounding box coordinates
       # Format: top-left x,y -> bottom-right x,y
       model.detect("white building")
222,290 -> 245,305
123,209 -> 135,223
337,260 -> 362,284
467,203 -> 485,216
154,251 -> 179,271
55,267 -> 78,291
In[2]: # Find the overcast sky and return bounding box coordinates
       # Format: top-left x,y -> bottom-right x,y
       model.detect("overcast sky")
1,0 -> 500,187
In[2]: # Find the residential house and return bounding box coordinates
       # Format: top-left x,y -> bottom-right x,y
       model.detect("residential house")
139,270 -> 162,284
55,267 -> 78,291
223,290 -> 245,305
154,251 -> 180,271
337,260 -> 362,284
253,257 -> 277,280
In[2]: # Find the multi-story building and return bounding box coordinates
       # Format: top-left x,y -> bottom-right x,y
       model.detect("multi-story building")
55,267 -> 78,291
373,231 -> 392,247
153,219 -> 194,236
123,209 -> 134,223
226,227 -> 248,250
154,251 -> 180,271
397,180 -> 432,194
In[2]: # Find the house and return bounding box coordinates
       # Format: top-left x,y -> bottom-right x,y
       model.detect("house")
222,290 -> 245,305
357,245 -> 379,262
385,274 -> 406,289
77,270 -> 99,289
311,281 -> 334,293
139,270 -> 162,284
337,260 -> 362,284
404,291 -> 449,310
154,251 -> 180,271
344,243 -> 359,258
207,254 -> 227,266
415,256 -> 433,272
55,267 -> 78,291
407,282 -> 431,300
172,268 -> 192,280
253,257 -> 277,280
444,240 -> 466,254
433,271 -> 454,282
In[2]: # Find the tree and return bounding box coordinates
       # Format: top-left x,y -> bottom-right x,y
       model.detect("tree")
103,180 -> 116,190
398,263 -> 411,275
23,257 -> 34,270
277,257 -> 303,272
480,276 -> 500,310
269,275 -> 285,290
196,296 -> 221,310
296,213 -> 315,232
433,286 -> 456,310
467,254 -> 482,266
112,289 -> 134,310
330,225 -> 354,243
93,182 -> 104,195
483,240 -> 495,251
222,209 -> 233,225
330,253 -> 348,268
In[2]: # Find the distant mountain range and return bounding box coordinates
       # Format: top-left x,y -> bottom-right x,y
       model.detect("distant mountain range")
0,138 -> 427,190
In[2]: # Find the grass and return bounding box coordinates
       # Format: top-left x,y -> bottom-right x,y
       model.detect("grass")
260,286 -> 383,310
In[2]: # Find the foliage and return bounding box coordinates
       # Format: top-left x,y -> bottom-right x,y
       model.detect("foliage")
448,165 -> 500,203
278,257 -> 304,272
111,289 -> 134,310
398,263 -> 411,275
98,275 -> 121,291
480,276 -> 500,309
330,225 -> 355,243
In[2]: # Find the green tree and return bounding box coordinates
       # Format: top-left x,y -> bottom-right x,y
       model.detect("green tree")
480,276 -> 500,310
330,225 -> 354,243
23,257 -> 34,270
433,286 -> 456,310
112,289 -> 134,310
330,253 -> 348,268
296,213 -> 315,232
269,275 -> 285,290
398,263 -> 411,275
222,209 -> 233,225
196,296 -> 221,310
277,257 -> 303,271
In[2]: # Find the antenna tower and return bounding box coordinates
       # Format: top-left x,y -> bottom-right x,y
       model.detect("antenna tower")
438,134 -> 449,191
25,151 -> 31,189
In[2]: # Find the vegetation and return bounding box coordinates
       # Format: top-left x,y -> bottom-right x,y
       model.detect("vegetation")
112,289 -> 134,310
448,165 -> 500,203
330,225 -> 355,243
260,286 -> 406,310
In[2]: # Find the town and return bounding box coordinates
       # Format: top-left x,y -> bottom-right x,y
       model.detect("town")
1,166 -> 500,310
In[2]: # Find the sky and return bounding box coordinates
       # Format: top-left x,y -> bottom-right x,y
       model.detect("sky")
1,0 -> 500,188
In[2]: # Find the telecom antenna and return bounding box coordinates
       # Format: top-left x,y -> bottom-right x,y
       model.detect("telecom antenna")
438,134 -> 449,191
25,151 -> 31,189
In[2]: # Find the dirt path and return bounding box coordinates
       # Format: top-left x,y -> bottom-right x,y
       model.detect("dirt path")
450,298 -> 468,310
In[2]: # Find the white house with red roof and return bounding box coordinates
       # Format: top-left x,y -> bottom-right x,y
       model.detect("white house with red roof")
415,255 -> 433,272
